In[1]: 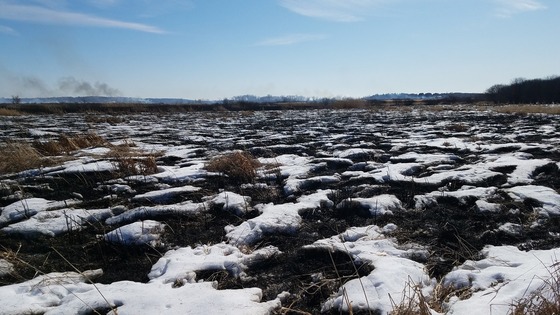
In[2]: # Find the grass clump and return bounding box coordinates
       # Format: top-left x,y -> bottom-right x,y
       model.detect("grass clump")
112,154 -> 158,177
0,142 -> 46,174
487,104 -> 560,115
206,151 -> 261,183
389,280 -> 432,315
330,99 -> 369,109
389,278 -> 472,315
1,133 -> 109,175
85,114 -> 125,124
107,143 -> 159,177
446,123 -> 469,133
34,133 -> 107,156
0,108 -> 23,116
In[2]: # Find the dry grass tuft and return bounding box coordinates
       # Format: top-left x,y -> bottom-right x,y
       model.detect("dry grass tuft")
446,123 -> 469,133
0,246 -> 26,282
107,144 -> 160,176
0,108 -> 23,116
1,133 -> 110,175
206,151 -> 261,183
488,104 -> 560,115
85,114 -> 125,124
389,278 -> 472,315
429,280 -> 472,313
34,133 -> 107,156
61,133 -> 106,150
330,99 -> 369,109
389,279 -> 432,315
113,155 -> 158,176
0,142 -> 47,174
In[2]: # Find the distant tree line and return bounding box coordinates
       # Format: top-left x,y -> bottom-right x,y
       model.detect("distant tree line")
486,76 -> 560,104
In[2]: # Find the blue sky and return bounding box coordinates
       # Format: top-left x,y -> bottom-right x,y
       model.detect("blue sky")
0,0 -> 558,100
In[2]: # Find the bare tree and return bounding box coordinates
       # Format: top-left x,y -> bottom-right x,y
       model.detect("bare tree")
11,95 -> 21,105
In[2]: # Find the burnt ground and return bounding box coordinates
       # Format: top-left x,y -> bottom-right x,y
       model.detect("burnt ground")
1,108 -> 560,314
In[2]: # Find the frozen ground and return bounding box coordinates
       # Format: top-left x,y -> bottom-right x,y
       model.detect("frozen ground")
1,107 -> 560,314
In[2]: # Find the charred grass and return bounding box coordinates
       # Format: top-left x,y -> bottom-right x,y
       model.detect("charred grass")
1,108 -> 560,313
0,226 -> 162,285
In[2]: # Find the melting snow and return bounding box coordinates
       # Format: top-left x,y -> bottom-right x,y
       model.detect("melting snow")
506,185 -> 560,215
444,246 -> 560,315
207,191 -> 252,216
0,198 -> 81,227
2,208 -> 113,237
337,194 -> 402,216
225,190 -> 333,246
104,220 -> 166,246
306,225 -> 432,314
132,185 -> 201,202
148,242 -> 279,284
0,269 -> 281,315
2,109 -> 560,314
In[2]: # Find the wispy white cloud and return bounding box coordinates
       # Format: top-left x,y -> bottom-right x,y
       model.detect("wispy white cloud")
256,33 -> 327,46
135,0 -> 195,18
87,0 -> 120,8
84,0 -> 194,16
494,0 -> 546,17
29,0 -> 68,9
0,24 -> 18,35
279,0 -> 385,22
0,2 -> 166,33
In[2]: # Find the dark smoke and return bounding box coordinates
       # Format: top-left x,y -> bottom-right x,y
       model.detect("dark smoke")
58,76 -> 121,96
21,76 -> 50,95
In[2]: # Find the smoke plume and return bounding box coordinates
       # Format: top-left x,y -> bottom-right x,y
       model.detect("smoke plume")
58,76 -> 121,96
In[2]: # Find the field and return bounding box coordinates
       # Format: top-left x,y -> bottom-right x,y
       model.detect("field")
1,105 -> 559,314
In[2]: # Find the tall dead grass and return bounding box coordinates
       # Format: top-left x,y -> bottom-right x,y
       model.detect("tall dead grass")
1,133 -> 108,175
485,104 -> 560,115
389,278 -> 472,315
106,143 -> 159,176
34,133 -> 106,156
330,99 -> 369,109
206,151 -> 261,183
0,108 -> 23,116
391,259 -> 560,315
0,142 -> 45,174
389,279 -> 432,315
0,132 -> 161,176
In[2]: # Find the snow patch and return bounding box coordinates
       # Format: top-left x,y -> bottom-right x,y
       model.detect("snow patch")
337,194 -> 402,216
104,220 -> 166,246
225,190 -> 333,245
105,201 -> 205,225
306,225 -> 432,314
506,185 -> 560,215
2,208 -> 114,237
0,269 -> 280,315
148,242 -> 279,284
208,191 -> 251,216
444,246 -> 560,315
0,198 -> 81,227
132,185 -> 201,202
